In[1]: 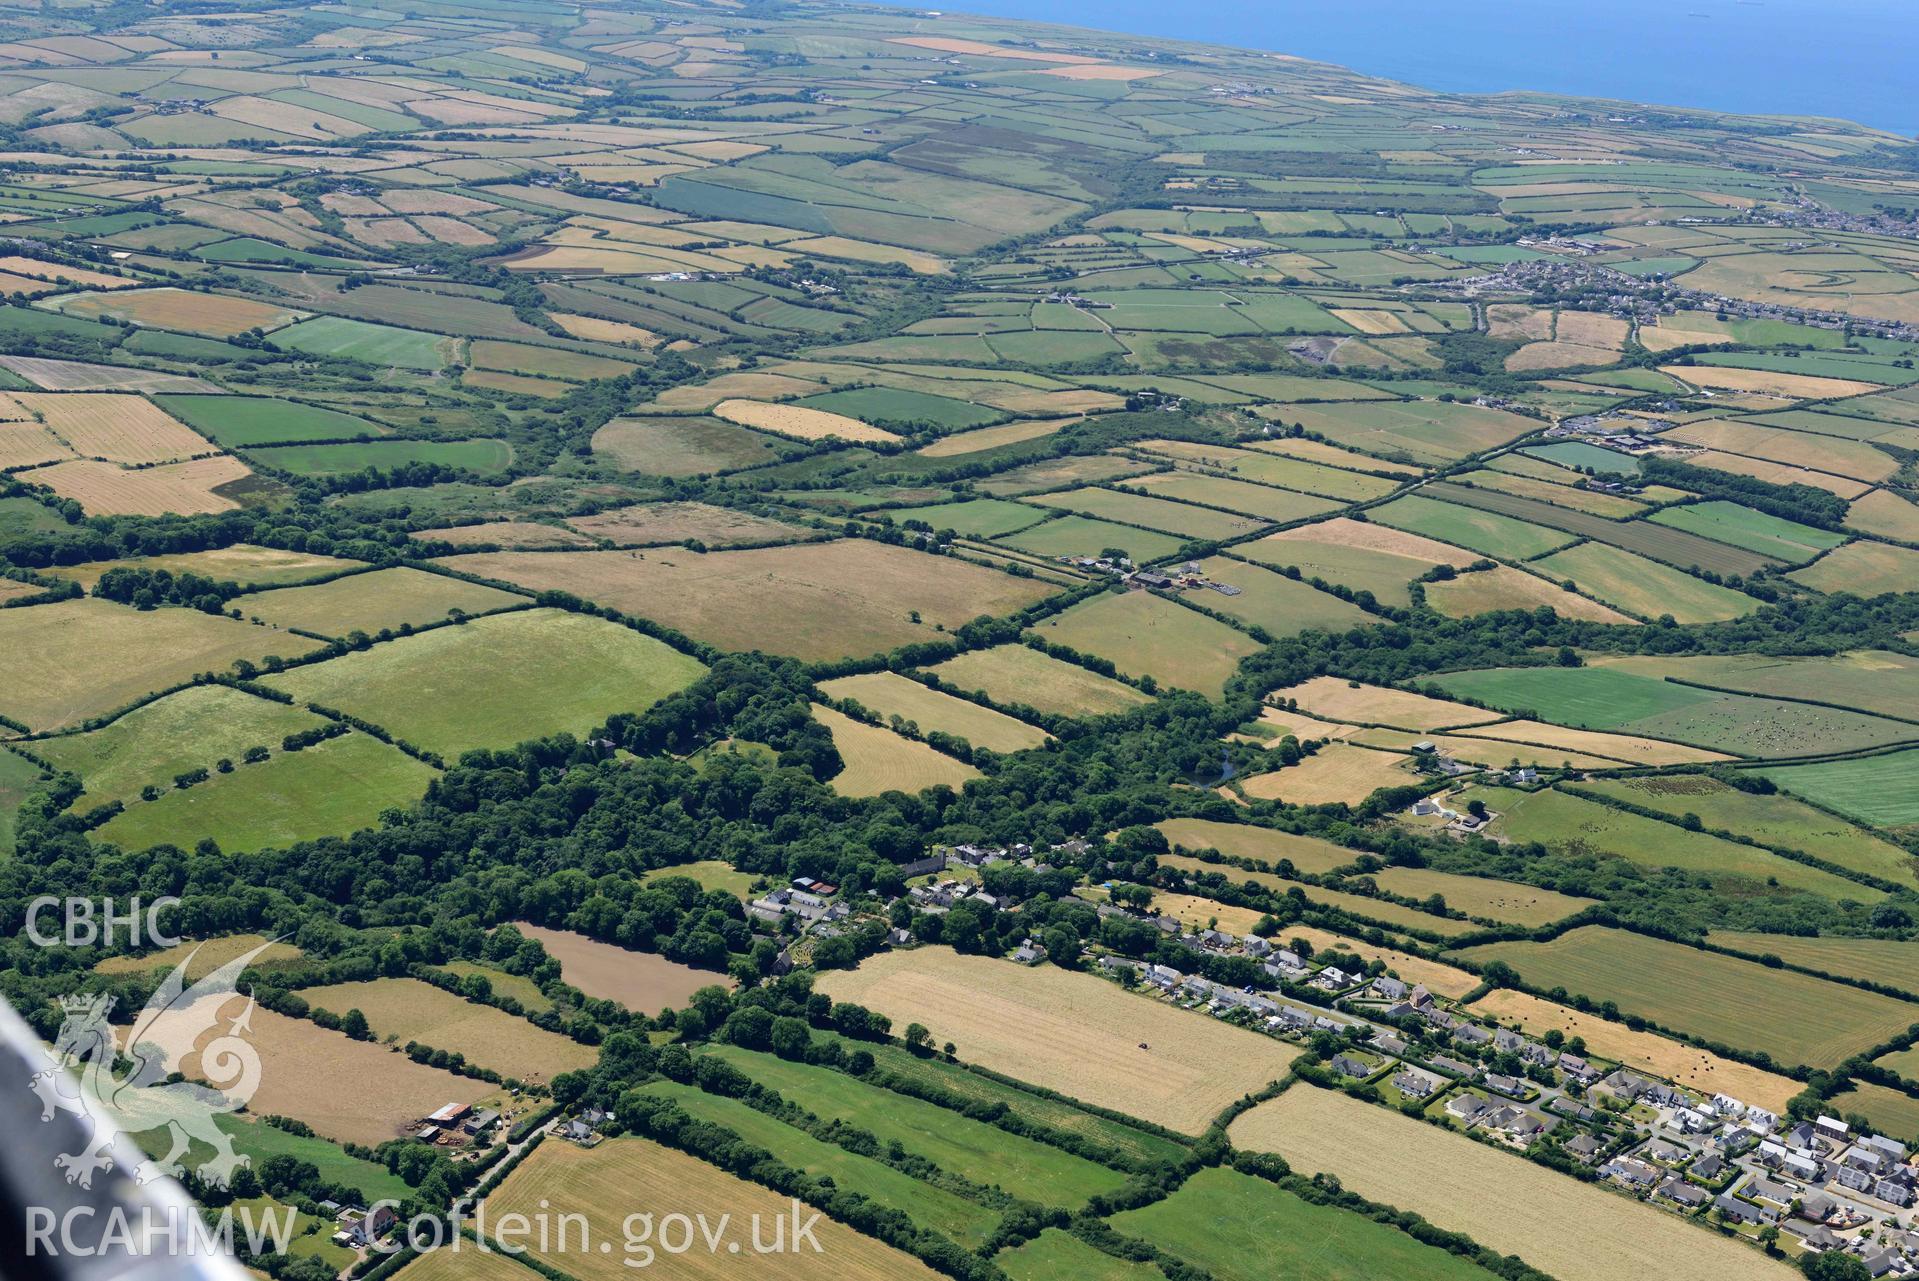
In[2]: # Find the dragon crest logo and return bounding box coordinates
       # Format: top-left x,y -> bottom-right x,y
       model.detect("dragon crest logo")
29,941 -> 276,1190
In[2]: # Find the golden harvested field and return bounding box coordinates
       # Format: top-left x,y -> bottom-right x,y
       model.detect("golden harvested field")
167,999 -> 488,1146
781,236 -> 949,273
915,416 -> 1077,457
818,671 -> 1050,753
442,541 -> 1056,663
1155,817 -> 1359,875
711,398 -> 899,443
299,977 -> 596,1080
1555,312 -> 1632,348
1669,419 -> 1898,482
1661,364 -> 1883,400
550,312 -> 660,346
1270,676 -> 1502,731
1351,727 -> 1620,770
650,372 -> 823,412
1235,705 -> 1368,744
1156,854 -> 1478,938
1686,449 -> 1872,498
488,1137 -> 942,1281
514,923 -> 733,1012
564,500 -> 813,548
1468,989 -> 1800,1112
1145,890 -> 1268,934
1237,742 -> 1421,804
1454,720 -> 1730,766
1506,341 -> 1620,372
1259,516 -> 1477,565
0,423 -> 72,469
818,949 -> 1297,1134
1486,304 -> 1554,341
1423,565 -> 1634,623
920,644 -> 1151,719
413,521 -> 596,550
21,393 -> 215,464
1366,868 -> 1596,926
1229,1086 -> 1794,1281
811,704 -> 982,796
21,455 -> 254,515
235,567 -> 523,638
1272,925 -> 1478,997
888,34 -> 1102,61
0,597 -> 320,731
0,256 -> 133,289
94,933 -> 302,981
43,545 -> 361,590
51,287 -> 303,337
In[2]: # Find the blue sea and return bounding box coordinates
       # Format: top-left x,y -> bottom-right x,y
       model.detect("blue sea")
921,0 -> 1919,137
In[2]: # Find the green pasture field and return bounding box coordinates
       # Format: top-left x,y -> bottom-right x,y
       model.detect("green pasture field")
1582,776 -> 1915,884
437,960 -> 552,1014
1029,590 -> 1260,697
1458,785 -> 1883,901
707,1045 -> 1128,1206
0,750 -> 44,856
1125,471 -> 1342,523
153,395 -> 384,448
634,1080 -> 1000,1246
1365,867 -> 1597,927
1452,926 -> 1914,1069
987,329 -> 1127,365
1110,1167 -> 1498,1281
1190,556 -> 1373,635
1709,932 -> 1919,990
1281,400 -> 1539,464
1434,665 -> 1719,730
1826,1084 -> 1919,1145
796,386 -> 1004,430
0,496 -> 69,538
1437,663 -> 1912,758
1422,482 -> 1777,578
1648,501 -> 1845,563
1760,750 -> 1919,829
267,315 -> 452,368
93,731 -> 436,854
592,416 -> 797,475
977,455 -> 1157,497
468,339 -> 635,382
886,497 -> 1049,537
29,684 -> 324,810
1368,494 -> 1575,559
264,609 -> 706,759
1600,651 -> 1919,722
638,859 -> 761,899
216,1116 -> 409,1202
817,671 -> 1050,754
246,439 -> 512,477
996,513 -> 1189,564
921,644 -> 1153,720
1529,543 -> 1760,623
236,567 -> 526,639
997,1230 -> 1162,1281
0,598 -> 324,733
1791,541 -> 1919,596
860,1042 -> 1186,1166
1520,443 -> 1641,474
1025,486 -> 1270,541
